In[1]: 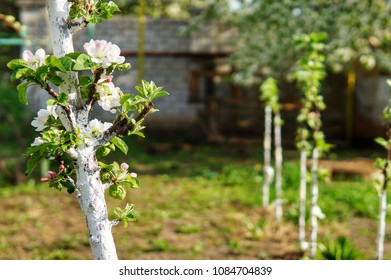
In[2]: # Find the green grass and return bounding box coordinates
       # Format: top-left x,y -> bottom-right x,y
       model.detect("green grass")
0,143 -> 389,259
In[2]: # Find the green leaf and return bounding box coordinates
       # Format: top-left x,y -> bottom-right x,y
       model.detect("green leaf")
79,76 -> 92,86
108,184 -> 126,200
116,63 -> 131,71
110,137 -> 128,155
96,146 -> 112,159
13,67 -> 32,80
46,55 -> 66,72
375,137 -> 389,149
57,92 -> 69,105
153,90 -> 169,99
26,152 -> 42,176
48,75 -> 64,86
59,56 -> 73,71
7,59 -> 28,70
65,52 -> 83,60
17,82 -> 29,105
62,181 -> 75,194
73,54 -> 97,70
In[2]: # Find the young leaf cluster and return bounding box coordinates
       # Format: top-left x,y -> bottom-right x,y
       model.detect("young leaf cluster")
99,161 -> 139,201
292,32 -> 331,155
69,0 -> 120,25
113,203 -> 136,228
260,76 -> 281,114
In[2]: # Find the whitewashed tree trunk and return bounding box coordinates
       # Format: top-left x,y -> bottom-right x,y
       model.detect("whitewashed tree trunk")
309,147 -> 319,258
274,113 -> 283,221
47,0 -> 118,260
299,149 -> 307,248
376,188 -> 387,260
262,105 -> 273,207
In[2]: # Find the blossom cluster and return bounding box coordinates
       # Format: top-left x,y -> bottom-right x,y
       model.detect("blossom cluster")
20,39 -> 127,136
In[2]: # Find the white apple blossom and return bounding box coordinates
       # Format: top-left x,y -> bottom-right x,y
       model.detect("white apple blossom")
31,137 -> 46,147
96,82 -> 122,113
31,105 -> 58,131
83,39 -> 125,68
22,49 -> 48,70
88,118 -> 112,136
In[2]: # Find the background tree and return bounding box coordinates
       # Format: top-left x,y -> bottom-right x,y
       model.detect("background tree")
260,77 -> 283,220
292,32 -> 330,258
193,0 -> 391,83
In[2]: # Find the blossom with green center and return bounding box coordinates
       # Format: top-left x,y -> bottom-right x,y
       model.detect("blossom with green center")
83,39 -> 125,68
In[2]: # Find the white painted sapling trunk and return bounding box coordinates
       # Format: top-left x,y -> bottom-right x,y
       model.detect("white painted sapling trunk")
309,147 -> 323,258
47,0 -> 117,259
262,105 -> 273,207
299,150 -> 307,248
274,113 -> 283,221
376,189 -> 387,260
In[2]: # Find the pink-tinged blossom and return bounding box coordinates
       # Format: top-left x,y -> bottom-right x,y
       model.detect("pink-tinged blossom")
120,163 -> 129,171
130,172 -> 137,178
83,39 -> 125,68
40,177 -> 48,182
96,82 -> 122,113
97,74 -> 113,84
22,49 -> 48,70
59,164 -> 65,171
31,105 -> 58,131
45,171 -> 57,179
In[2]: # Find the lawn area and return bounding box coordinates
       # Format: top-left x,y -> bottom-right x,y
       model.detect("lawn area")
0,141 -> 390,260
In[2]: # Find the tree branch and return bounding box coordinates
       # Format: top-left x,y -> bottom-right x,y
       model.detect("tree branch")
86,69 -> 104,113
67,17 -> 89,34
44,83 -> 76,131
96,102 -> 154,147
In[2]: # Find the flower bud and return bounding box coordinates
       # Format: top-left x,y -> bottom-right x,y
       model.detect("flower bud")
120,162 -> 129,171
46,171 -> 57,179
86,3 -> 91,10
130,172 -> 137,178
40,177 -> 48,182
59,164 -> 65,171
106,75 -> 113,83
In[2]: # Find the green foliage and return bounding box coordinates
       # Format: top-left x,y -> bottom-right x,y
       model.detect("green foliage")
197,0 -> 391,82
318,235 -> 361,260
113,203 -> 136,228
99,161 -> 139,201
373,80 -> 391,193
69,0 -> 120,24
259,77 -> 280,114
293,32 -> 331,156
